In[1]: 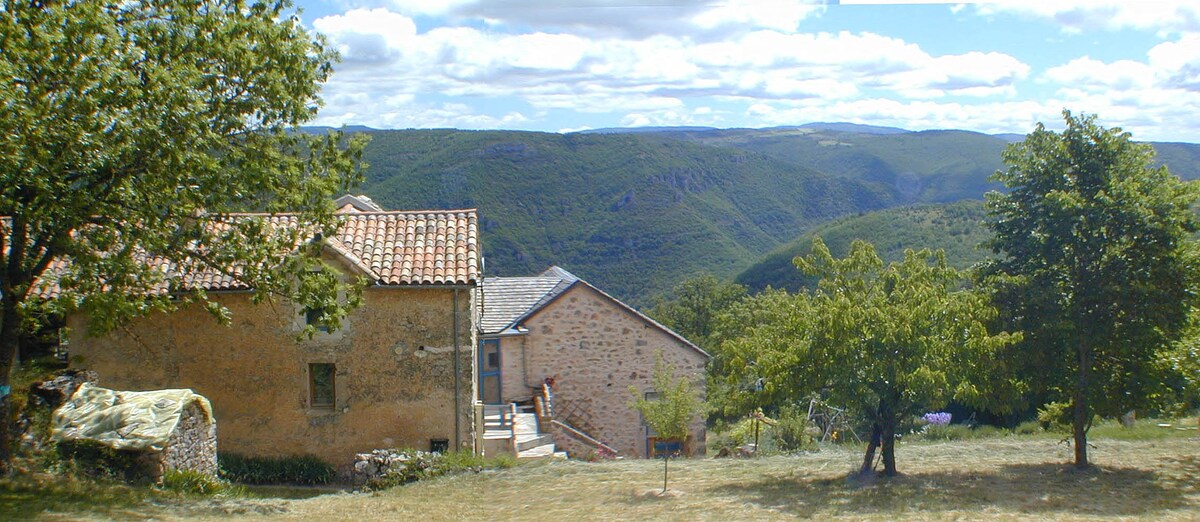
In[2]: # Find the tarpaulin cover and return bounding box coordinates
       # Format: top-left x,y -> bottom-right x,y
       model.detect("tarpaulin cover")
50,383 -> 213,452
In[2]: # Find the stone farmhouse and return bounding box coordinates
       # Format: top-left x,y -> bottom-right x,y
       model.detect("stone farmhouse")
54,195 -> 706,466
65,196 -> 479,466
477,267 -> 709,458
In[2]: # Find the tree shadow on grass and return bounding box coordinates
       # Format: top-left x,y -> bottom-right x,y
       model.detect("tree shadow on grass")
707,462 -> 1200,518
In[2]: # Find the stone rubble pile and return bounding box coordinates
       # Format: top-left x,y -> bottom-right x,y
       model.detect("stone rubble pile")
351,448 -> 437,484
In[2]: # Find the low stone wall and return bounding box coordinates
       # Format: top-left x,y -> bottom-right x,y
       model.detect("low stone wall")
160,402 -> 218,478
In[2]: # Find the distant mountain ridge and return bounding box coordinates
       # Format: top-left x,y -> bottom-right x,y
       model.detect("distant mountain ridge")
336,125 -> 1200,304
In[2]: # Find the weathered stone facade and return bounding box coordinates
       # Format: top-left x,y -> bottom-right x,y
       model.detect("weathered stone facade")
497,284 -> 707,458
68,286 -> 476,466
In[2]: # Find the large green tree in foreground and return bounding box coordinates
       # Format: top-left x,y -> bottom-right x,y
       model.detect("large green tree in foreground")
721,239 -> 1019,476
0,0 -> 365,470
981,111 -> 1200,469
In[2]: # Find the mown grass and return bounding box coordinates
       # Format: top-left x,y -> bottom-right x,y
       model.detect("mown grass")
8,431 -> 1199,521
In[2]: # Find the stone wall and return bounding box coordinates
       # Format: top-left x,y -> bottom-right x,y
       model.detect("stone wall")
68,285 -> 476,467
160,402 -> 218,478
515,284 -> 707,458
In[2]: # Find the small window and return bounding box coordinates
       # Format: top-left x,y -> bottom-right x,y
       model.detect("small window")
309,363 -> 336,409
430,439 -> 449,453
304,308 -> 330,333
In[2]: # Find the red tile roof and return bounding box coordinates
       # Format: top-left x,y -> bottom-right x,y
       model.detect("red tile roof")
10,209 -> 479,299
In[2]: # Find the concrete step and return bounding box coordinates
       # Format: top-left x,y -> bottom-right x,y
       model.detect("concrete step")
515,433 -> 554,452
513,412 -> 539,436
517,442 -> 558,459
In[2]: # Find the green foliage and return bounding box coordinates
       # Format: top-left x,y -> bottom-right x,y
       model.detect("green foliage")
218,453 -> 334,485
719,238 -> 1020,475
1036,402 -> 1074,432
648,274 -> 748,351
630,358 -> 704,449
1013,420 -> 1044,436
0,0 -> 367,469
361,450 -> 516,491
52,440 -> 151,484
771,406 -> 815,452
353,129 -> 894,306
159,469 -> 245,497
737,201 -> 992,293
912,423 -> 1005,442
981,110 -> 1200,467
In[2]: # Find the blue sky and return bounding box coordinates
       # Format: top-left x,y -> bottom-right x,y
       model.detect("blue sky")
293,1 -> 1200,142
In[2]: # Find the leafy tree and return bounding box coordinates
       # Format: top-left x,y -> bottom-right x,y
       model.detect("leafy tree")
0,0 -> 365,470
649,274 -> 747,348
630,357 -> 703,493
721,238 -> 1019,476
980,111 -> 1200,468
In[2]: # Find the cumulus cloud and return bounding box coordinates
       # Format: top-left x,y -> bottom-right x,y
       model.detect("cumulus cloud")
973,0 -> 1200,35
432,0 -> 826,40
303,2 -> 1200,141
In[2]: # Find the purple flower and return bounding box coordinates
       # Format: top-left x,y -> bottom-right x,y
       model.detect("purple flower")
923,412 -> 952,426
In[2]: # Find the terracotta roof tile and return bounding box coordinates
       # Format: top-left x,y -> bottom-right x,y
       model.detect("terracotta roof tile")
9,209 -> 479,299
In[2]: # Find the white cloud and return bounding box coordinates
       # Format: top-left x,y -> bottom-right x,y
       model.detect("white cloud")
311,8 -> 417,65
434,0 -> 826,40
974,1 -> 1200,35
304,4 -> 1200,141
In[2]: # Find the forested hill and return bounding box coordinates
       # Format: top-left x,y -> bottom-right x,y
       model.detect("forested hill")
341,127 -> 1200,304
352,130 -> 895,304
735,201 -> 992,293
644,127 -> 1200,203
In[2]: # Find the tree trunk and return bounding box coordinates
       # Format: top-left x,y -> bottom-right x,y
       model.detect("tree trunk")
880,400 -> 898,476
662,456 -> 669,494
0,299 -> 22,475
1072,339 -> 1092,469
859,422 -> 881,475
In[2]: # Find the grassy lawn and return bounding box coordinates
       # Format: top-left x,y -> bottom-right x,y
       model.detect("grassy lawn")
8,430 -> 1199,521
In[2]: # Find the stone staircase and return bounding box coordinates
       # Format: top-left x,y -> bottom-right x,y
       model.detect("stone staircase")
480,404 -> 563,459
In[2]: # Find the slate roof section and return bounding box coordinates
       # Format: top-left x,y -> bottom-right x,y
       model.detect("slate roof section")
478,266 -> 708,358
477,276 -> 574,334
16,209 -> 479,298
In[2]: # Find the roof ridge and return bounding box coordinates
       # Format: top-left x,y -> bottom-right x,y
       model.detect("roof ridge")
217,208 -> 479,217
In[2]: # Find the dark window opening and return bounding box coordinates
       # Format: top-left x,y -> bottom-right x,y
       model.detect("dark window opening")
304,308 -> 330,333
430,439 -> 450,453
310,363 -> 336,409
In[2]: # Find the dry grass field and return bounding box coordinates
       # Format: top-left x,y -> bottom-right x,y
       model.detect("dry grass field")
10,431 -> 1200,521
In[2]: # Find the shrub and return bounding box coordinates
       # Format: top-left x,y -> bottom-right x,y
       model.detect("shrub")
218,453 -> 334,485
159,470 -> 245,497
53,440 -> 151,483
1037,401 -> 1073,432
1013,420 -> 1043,435
912,423 -> 1006,441
361,449 -> 516,491
773,406 -> 815,452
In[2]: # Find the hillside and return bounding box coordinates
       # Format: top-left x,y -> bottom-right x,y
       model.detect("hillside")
353,130 -> 895,304
644,127 -> 1200,204
342,126 -> 1200,304
736,201 -> 992,293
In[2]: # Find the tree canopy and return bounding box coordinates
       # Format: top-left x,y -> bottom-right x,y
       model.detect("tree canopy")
720,238 -> 1019,476
0,0 -> 365,468
980,110 -> 1200,468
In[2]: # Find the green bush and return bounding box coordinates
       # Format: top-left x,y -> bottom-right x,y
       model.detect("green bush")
218,453 -> 334,485
773,406 -> 815,452
159,470 -> 245,497
53,440 -> 151,483
912,423 -> 1006,441
1037,401 -> 1073,432
1013,420 -> 1043,435
362,449 -> 516,491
